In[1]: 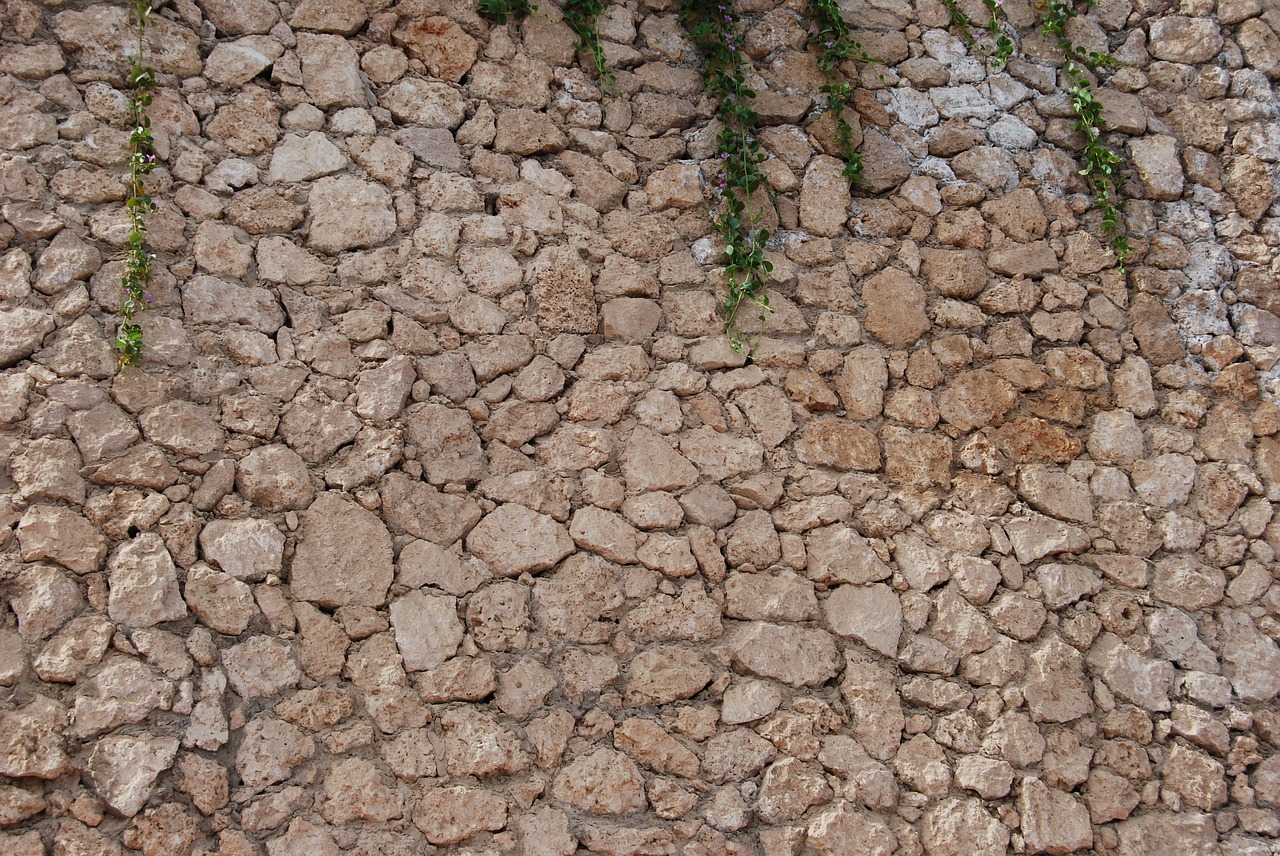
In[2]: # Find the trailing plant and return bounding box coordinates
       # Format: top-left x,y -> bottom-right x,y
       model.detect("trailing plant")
680,0 -> 773,354
563,0 -> 614,98
477,0 -> 536,24
1041,0 -> 1130,269
806,0 -> 875,184
983,0 -> 1014,67
940,0 -> 1013,67
941,0 -> 976,41
116,0 -> 159,367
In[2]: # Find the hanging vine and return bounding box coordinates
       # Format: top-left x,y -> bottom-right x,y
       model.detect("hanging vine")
940,0 -> 1013,67
1042,0 -> 1130,270
476,0 -> 536,24
563,0 -> 613,97
806,0 -> 875,185
680,0 -> 773,354
116,0 -> 159,367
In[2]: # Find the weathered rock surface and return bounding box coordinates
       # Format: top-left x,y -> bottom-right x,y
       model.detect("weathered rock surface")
290,492 -> 394,607
0,3 -> 1270,851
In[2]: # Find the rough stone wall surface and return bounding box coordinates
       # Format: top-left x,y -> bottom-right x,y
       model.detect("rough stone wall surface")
0,0 -> 1279,853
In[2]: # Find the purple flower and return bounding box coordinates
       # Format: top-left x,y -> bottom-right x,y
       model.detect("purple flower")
825,40 -> 833,47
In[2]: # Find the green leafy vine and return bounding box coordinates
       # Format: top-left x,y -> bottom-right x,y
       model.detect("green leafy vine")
563,0 -> 614,98
477,0 -> 537,24
941,0 -> 1013,67
1042,0 -> 1130,269
942,0 -> 976,41
117,0 -> 159,367
680,0 -> 773,354
806,0 -> 874,184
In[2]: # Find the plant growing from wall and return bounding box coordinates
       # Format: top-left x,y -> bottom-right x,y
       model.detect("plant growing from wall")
806,0 -> 875,184
940,0 -> 1013,66
1041,0 -> 1130,270
680,0 -> 773,354
477,0 -> 537,24
563,0 -> 613,98
117,0 -> 159,367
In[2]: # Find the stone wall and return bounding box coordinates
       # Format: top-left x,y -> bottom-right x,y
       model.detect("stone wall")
1,0 -> 1280,853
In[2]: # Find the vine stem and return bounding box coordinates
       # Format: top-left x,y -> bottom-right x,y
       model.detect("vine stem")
116,0 -> 158,367
1042,0 -> 1130,271
680,0 -> 773,354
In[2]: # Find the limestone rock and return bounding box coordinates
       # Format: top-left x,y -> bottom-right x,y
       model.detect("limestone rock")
17,504 -> 106,574
840,659 -> 904,760
939,369 -> 1017,431
807,525 -> 892,585
0,696 -> 70,779
433,708 -> 523,780
296,33 -> 366,109
923,797 -> 1010,856
795,420 -> 881,471
291,492 -> 394,608
1130,135 -> 1185,201
1088,632 -> 1174,712
1148,16 -> 1223,63
33,615 -> 112,682
824,583 -> 903,656
414,786 -> 507,845
71,655 -> 174,737
186,563 -> 257,635
552,748 -> 647,815
183,275 -> 284,334
757,758 -> 834,823
730,622 -> 839,687
394,17 -> 478,82
269,132 -> 347,184
390,590 -> 462,671
53,5 -> 202,74
863,268 -> 929,348
405,403 -> 486,485
1019,778 -> 1092,855
466,504 -> 574,576
625,646 -> 712,705
237,445 -> 316,511
107,534 -> 186,628
0,307 -> 54,366
319,757 -> 403,825
290,0 -> 367,33
85,733 -> 180,817
1023,639 -> 1093,723
382,78 -> 467,128
799,156 -> 852,237
622,427 -> 698,491
380,472 -> 482,546
308,176 -> 396,255
224,635 -> 301,699
236,716 -> 315,791
199,518 -> 285,581
12,437 -> 85,505
726,570 -> 818,623
1220,609 -> 1280,703
532,244 -> 597,334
